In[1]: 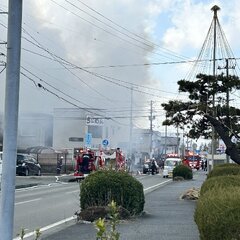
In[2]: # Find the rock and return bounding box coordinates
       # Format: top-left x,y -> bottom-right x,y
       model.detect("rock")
181,187 -> 200,200
173,176 -> 184,181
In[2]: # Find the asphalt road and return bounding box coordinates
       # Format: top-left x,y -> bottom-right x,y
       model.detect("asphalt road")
41,171 -> 206,240
12,173 -> 171,238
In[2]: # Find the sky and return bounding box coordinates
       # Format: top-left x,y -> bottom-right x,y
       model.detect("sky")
0,0 -> 240,138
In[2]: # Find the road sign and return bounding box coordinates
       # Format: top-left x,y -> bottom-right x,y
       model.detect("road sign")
85,133 -> 92,146
102,139 -> 109,147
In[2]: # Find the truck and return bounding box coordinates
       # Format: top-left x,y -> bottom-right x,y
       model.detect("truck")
183,154 -> 201,170
73,148 -> 98,180
73,147 -> 126,180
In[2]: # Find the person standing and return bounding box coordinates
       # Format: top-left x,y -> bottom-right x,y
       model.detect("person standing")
204,159 -> 207,171
151,159 -> 157,175
56,156 -> 63,175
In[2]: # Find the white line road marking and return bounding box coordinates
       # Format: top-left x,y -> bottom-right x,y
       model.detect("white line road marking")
13,216 -> 77,240
15,198 -> 42,206
13,179 -> 171,239
144,179 -> 171,192
65,190 -> 79,194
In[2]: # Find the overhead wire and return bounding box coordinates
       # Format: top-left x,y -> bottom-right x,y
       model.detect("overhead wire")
75,0 -> 189,61
22,30 -> 115,104
21,31 -> 183,99
50,0 -> 190,62
20,70 -> 130,126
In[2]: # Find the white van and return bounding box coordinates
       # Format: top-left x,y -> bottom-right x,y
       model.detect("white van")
163,157 -> 182,178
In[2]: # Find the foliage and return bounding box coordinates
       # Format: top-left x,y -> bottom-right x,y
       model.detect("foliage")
95,200 -> 120,240
161,73 -> 240,164
80,169 -> 145,216
194,186 -> 240,240
17,228 -> 41,240
172,164 -> 193,180
162,73 -> 240,138
207,164 -> 240,179
200,175 -> 240,195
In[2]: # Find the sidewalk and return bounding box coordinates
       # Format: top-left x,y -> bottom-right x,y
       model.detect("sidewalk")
41,171 -> 206,240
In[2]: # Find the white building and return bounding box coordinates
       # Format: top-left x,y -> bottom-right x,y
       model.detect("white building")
53,108 -> 130,152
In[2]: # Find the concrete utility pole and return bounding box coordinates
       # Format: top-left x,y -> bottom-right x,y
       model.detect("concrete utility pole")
0,1 -> 23,240
129,86 -> 133,167
164,114 -> 167,156
149,101 -> 155,158
218,58 -> 235,163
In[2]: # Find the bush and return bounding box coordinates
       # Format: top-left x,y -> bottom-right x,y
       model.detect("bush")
80,170 -> 145,216
214,163 -> 239,168
207,164 -> 240,179
194,186 -> 240,240
200,175 -> 240,196
172,164 -> 193,180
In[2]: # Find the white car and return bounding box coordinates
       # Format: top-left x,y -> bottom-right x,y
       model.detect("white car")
163,157 -> 182,178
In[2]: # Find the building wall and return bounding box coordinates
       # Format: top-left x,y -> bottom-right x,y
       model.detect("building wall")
52,108 -> 131,151
17,113 -> 53,149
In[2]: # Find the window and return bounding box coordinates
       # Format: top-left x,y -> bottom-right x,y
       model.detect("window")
88,126 -> 103,138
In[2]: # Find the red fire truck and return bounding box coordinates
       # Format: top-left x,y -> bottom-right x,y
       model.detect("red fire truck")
74,148 -> 98,180
73,147 -> 126,180
183,152 -> 201,170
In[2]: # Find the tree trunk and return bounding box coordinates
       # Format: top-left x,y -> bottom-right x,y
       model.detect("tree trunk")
205,114 -> 240,165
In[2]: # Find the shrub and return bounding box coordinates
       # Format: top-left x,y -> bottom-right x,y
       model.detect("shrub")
172,164 -> 193,180
207,164 -> 240,179
214,163 -> 239,168
200,175 -> 240,196
80,170 -> 145,216
194,186 -> 240,240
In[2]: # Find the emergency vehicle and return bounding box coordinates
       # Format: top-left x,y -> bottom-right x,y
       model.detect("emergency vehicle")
183,152 -> 201,170
73,147 -> 126,180
163,157 -> 182,178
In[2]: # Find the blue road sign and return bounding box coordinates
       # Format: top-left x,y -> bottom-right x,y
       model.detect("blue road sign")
102,139 -> 109,146
85,133 -> 92,146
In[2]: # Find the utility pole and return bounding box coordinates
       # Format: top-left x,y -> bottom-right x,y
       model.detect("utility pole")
0,1 -> 23,240
149,101 -> 155,158
218,58 -> 235,163
164,114 -> 167,157
129,86 -> 133,168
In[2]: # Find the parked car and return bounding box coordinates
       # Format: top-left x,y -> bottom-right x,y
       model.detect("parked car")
16,153 -> 41,176
143,160 -> 159,174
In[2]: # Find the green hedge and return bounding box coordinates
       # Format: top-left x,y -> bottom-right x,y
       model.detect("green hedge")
200,175 -> 240,196
172,164 -> 193,180
80,170 -> 145,215
195,186 -> 240,240
207,164 -> 240,179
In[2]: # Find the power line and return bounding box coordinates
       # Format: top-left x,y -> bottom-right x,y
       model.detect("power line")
21,32 -> 114,103
50,0 -> 189,62
20,69 -> 132,126
21,32 -> 181,98
75,0 -> 189,61
21,66 -> 99,110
